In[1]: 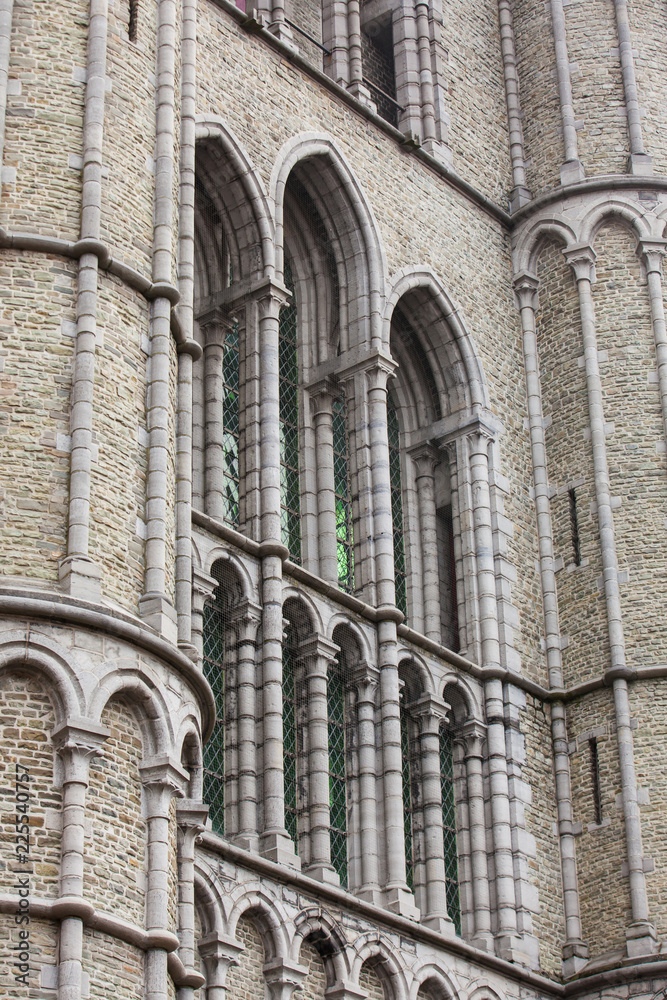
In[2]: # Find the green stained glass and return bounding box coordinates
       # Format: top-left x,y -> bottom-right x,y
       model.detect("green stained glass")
328,660 -> 348,886
400,699 -> 414,890
440,726 -> 461,934
387,396 -> 407,617
332,394 -> 354,592
279,261 -> 301,562
283,630 -> 298,846
202,598 -> 226,834
221,322 -> 240,526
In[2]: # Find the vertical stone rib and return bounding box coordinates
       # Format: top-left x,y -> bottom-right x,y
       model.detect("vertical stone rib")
61,0 -> 108,602
0,0 -> 15,184
612,0 -> 646,160
497,0 -> 530,209
548,0 -> 581,171
414,0 -> 436,143
513,271 -> 587,976
565,244 -> 656,958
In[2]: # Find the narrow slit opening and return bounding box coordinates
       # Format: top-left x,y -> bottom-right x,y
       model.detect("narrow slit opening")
589,737 -> 602,825
129,0 -> 139,42
568,487 -> 581,566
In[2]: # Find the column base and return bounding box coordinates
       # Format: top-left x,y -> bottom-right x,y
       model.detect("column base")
233,833 -> 260,853
422,913 -> 456,937
494,933 -> 531,966
139,592 -> 178,644
304,864 -> 341,886
471,931 -> 495,953
59,555 -> 102,603
626,920 -> 658,958
560,159 -> 585,185
260,832 -> 301,870
509,185 -> 532,213
357,886 -> 384,906
266,21 -> 298,51
385,886 -> 420,921
562,940 -> 589,979
421,139 -> 453,168
347,81 -> 376,112
178,640 -> 199,663
629,153 -> 653,177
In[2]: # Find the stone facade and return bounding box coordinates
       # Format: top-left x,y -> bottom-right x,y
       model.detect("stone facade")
2,0 -> 667,999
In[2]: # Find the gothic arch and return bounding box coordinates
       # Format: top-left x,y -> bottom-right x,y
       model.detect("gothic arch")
225,887 -> 291,961
441,675 -> 479,725
88,668 -> 173,757
398,651 -> 434,699
205,548 -> 257,608
580,198 -> 654,248
291,906 -> 351,982
329,617 -> 372,666
512,217 -> 576,275
194,862 -> 228,936
410,965 -> 459,1000
351,936 -> 408,1000
282,589 -> 323,640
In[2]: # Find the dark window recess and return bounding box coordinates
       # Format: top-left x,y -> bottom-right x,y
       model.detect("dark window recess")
361,19 -> 398,127
568,487 -> 581,566
436,506 -> 459,653
128,0 -> 138,42
589,737 -> 602,825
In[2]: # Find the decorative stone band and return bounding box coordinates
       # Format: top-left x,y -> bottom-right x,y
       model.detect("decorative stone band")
0,227 -> 200,359
0,894 -> 205,990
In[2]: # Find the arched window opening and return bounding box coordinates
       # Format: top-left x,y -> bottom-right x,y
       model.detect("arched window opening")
361,14 -> 398,127
387,393 -> 407,617
327,655 -> 348,886
279,260 -> 301,562
221,323 -> 240,526
333,393 -> 354,592
282,623 -> 299,846
202,564 -> 228,835
439,723 -> 461,934
436,504 -> 459,652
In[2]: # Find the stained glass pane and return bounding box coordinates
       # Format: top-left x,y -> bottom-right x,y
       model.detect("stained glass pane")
333,394 -> 354,592
328,660 -> 348,886
283,629 -> 298,846
440,726 -> 461,934
400,700 -> 414,890
203,596 -> 226,835
221,322 -> 240,526
387,396 -> 407,617
279,261 -> 301,562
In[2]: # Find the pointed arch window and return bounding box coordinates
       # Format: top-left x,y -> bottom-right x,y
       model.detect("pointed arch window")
202,571 -> 226,835
279,261 -> 301,563
440,723 -> 461,933
387,393 -> 407,616
327,655 -> 348,885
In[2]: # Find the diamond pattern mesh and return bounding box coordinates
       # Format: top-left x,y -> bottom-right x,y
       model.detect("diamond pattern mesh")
387,396 -> 407,617
283,628 -> 298,846
222,322 -> 240,525
333,394 -> 354,592
400,699 -> 414,890
440,725 -> 461,934
202,596 -> 226,835
327,660 -> 348,886
279,261 -> 301,563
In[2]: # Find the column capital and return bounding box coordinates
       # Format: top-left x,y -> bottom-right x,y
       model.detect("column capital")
409,442 -> 441,477
263,957 -> 308,1000
140,755 -> 190,811
51,718 -> 109,780
410,693 -> 452,732
512,271 -> 539,311
198,931 -> 244,964
307,373 -> 340,405
563,243 -> 596,283
192,566 -> 217,608
198,305 -> 238,345
297,633 -> 341,672
251,275 -> 293,318
637,238 -> 667,275
461,718 -> 488,754
350,661 -> 380,702
227,598 -> 263,633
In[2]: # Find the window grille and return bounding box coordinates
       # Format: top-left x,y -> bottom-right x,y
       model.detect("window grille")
279,261 -> 302,563
439,725 -> 461,933
222,322 -> 240,526
387,395 -> 407,617
283,626 -> 299,846
202,572 -> 227,835
333,394 -> 354,592
327,657 -> 348,885
400,695 -> 415,889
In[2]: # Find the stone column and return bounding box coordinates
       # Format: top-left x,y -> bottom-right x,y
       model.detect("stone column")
351,663 -> 382,904
229,600 -> 262,850
414,0 -> 436,144
52,721 -> 109,1000
412,694 -> 454,935
466,428 -> 520,962
202,313 -> 229,521
346,0 -> 375,109
638,240 -> 667,447
310,379 -> 339,585
198,934 -> 243,1000
299,634 -> 341,883
565,244 -> 657,958
254,276 -> 300,868
140,758 -> 189,1000
497,0 -> 531,210
175,801 -> 208,1000
460,720 -> 493,952
613,0 -> 651,174
264,959 -> 307,1000
412,447 -> 441,642
190,566 -> 217,660
548,0 -> 584,184
513,271 -> 587,975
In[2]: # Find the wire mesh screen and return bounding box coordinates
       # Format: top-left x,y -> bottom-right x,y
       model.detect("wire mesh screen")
436,505 -> 459,652
282,625 -> 299,847
222,323 -> 240,526
387,395 -> 407,617
279,261 -> 302,563
392,308 -> 442,423
202,570 -> 228,835
328,655 -> 348,886
439,725 -> 461,934
195,176 -> 226,303
333,394 -> 354,592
